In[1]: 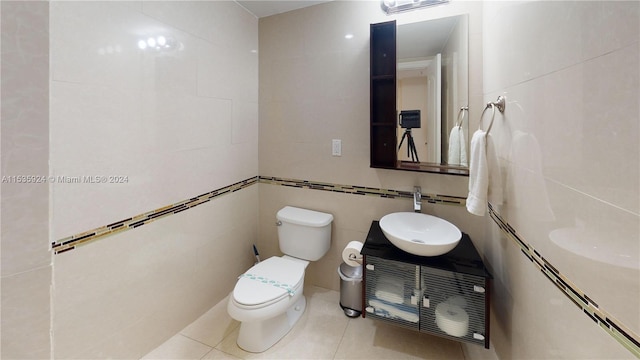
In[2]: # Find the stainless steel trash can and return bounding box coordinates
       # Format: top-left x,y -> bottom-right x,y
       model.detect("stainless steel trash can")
338,262 -> 363,317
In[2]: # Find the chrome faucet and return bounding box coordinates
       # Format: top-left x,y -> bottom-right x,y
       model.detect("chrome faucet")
413,186 -> 421,212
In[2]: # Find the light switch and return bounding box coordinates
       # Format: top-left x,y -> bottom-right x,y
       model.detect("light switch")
332,139 -> 342,156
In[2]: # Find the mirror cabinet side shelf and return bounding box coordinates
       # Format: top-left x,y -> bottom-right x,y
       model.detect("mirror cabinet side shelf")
370,20 -> 397,169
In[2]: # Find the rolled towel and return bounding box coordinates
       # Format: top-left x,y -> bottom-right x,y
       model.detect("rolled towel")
369,298 -> 419,323
374,276 -> 404,304
375,289 -> 403,304
435,302 -> 469,337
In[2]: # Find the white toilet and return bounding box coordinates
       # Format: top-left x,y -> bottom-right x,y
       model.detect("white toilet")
227,206 -> 333,353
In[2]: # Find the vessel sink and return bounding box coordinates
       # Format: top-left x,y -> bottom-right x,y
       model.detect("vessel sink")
379,212 -> 462,256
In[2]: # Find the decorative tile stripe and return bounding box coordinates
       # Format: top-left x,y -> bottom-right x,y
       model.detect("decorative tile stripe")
51,176 -> 258,254
488,203 -> 640,358
52,176 -> 464,255
49,172 -> 638,357
258,176 -> 467,206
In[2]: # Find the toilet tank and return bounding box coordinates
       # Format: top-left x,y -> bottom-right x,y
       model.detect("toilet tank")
276,206 -> 333,261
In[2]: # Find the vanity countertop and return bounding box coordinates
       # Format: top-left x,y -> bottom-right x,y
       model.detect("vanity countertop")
361,221 -> 492,279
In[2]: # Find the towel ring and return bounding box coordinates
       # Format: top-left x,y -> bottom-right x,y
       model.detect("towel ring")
491,95 -> 506,113
478,96 -> 506,135
479,103 -> 496,134
455,106 -> 468,127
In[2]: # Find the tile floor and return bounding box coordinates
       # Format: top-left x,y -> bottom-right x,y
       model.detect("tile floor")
141,286 -> 467,360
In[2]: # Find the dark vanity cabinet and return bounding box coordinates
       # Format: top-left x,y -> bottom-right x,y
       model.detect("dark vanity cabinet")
361,221 -> 492,348
370,21 -> 397,169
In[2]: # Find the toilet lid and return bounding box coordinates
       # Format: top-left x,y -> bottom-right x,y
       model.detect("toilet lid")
233,257 -> 305,307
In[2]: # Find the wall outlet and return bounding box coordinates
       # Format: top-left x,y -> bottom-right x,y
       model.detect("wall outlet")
332,139 -> 342,156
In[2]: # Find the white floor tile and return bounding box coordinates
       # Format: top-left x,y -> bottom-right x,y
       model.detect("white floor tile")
201,348 -> 243,359
334,317 -> 464,359
181,295 -> 240,347
143,286 -> 467,360
141,334 -> 212,360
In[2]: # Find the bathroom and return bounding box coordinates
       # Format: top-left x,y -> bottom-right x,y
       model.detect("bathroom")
1,0 -> 638,359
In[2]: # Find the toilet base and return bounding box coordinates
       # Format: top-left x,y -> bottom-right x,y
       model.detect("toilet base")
236,296 -> 307,353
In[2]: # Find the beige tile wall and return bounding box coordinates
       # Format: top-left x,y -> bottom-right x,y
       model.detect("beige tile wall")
50,0 -> 258,240
3,1 -> 637,359
258,182 -> 485,291
258,0 -> 485,188
258,1 -> 639,359
48,1 -> 259,358
478,1 -> 639,358
0,2 -> 52,359
53,186 -> 258,358
257,0 -> 485,292
256,0 -> 484,299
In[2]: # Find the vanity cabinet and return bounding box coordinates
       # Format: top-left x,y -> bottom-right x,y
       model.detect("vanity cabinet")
361,221 -> 491,348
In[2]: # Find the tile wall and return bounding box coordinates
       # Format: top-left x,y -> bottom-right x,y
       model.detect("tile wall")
1,2 -> 52,359
48,1 -> 259,358
258,1 -> 639,359
50,0 -> 258,240
477,1 -> 639,358
3,1 -> 638,359
257,179 -> 484,292
52,186 -> 258,359
256,0 -> 492,355
257,0 -> 485,288
258,1 -> 485,188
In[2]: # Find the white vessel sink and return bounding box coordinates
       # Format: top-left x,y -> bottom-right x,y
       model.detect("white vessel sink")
379,212 -> 462,256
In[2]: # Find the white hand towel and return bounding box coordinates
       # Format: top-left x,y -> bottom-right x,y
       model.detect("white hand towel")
447,126 -> 468,166
466,130 -> 488,215
466,130 -> 501,216
459,128 -> 468,167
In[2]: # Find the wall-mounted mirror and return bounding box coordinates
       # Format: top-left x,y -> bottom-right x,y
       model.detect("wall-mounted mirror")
370,15 -> 469,176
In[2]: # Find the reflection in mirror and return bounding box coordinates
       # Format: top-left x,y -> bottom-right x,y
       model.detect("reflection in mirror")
396,15 -> 469,173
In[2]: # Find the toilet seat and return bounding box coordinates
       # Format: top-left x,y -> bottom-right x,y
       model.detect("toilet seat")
232,257 -> 305,309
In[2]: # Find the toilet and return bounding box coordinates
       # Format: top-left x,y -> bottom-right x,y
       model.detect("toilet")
227,206 -> 333,353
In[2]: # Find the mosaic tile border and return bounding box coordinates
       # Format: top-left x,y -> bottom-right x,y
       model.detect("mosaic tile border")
488,203 -> 640,358
52,176 -> 465,255
258,176 -> 467,206
51,176 -> 259,254
50,174 -> 638,357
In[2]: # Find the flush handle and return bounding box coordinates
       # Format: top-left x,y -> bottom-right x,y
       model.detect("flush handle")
275,220 -> 282,226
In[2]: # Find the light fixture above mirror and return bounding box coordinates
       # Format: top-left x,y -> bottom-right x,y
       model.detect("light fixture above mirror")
381,0 -> 449,15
